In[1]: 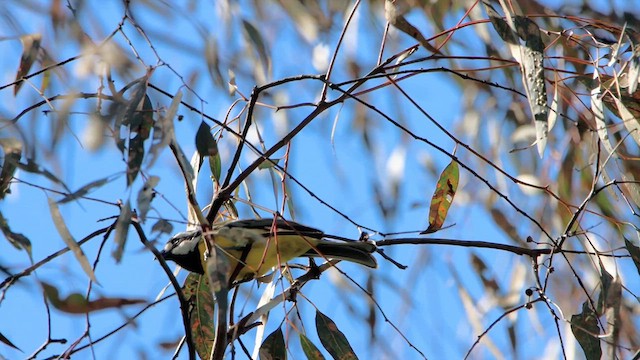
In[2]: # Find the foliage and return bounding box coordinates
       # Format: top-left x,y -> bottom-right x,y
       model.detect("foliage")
0,0 -> 639,359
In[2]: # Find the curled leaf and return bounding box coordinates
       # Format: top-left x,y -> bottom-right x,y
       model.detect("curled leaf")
423,160 -> 459,234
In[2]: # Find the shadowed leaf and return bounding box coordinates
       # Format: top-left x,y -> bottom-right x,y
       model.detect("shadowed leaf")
259,327 -> 286,360
423,160 -> 459,234
571,302 -> 601,360
195,121 -> 218,158
48,197 -> 97,283
315,310 -> 358,360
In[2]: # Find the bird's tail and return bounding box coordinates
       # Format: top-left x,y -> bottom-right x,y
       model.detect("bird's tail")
305,241 -> 377,268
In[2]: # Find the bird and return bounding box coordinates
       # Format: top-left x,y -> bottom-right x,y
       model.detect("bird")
160,218 -> 377,283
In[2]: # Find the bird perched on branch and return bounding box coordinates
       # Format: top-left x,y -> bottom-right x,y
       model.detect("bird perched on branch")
160,218 -> 377,283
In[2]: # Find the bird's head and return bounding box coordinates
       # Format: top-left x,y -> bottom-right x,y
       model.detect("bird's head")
160,229 -> 205,274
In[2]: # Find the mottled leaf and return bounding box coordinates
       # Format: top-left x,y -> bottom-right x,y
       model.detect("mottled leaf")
48,198 -> 97,283
423,160 -> 459,234
482,2 -> 548,156
300,333 -> 325,360
136,176 -> 159,223
184,273 -> 215,360
259,327 -> 286,360
112,201 -> 131,263
514,17 -> 548,157
14,33 -> 42,95
0,138 -> 22,200
571,302 -> 602,360
42,282 -> 144,314
315,310 -> 358,360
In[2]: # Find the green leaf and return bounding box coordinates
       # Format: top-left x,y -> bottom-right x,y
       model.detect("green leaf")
209,152 -> 222,183
423,160 -> 459,234
624,237 -> 640,276
259,327 -> 286,360
300,333 -> 325,360
315,310 -> 358,360
0,137 -> 22,200
48,198 -> 98,283
184,273 -> 215,360
570,302 -> 601,360
112,201 -> 131,263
